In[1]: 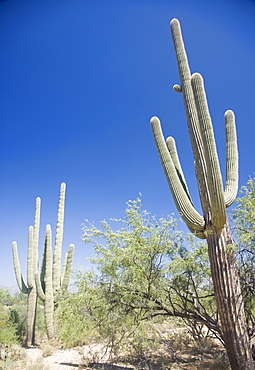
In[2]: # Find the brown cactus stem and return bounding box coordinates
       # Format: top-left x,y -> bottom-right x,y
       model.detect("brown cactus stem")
206,224 -> 254,370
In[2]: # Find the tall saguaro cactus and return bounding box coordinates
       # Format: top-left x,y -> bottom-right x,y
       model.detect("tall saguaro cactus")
12,182 -> 75,344
12,197 -> 41,347
35,184 -> 75,340
150,19 -> 254,370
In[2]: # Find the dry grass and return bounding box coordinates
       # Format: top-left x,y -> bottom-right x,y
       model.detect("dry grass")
80,324 -> 230,370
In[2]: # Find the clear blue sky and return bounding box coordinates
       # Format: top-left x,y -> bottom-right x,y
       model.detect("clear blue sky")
1,0 -> 255,287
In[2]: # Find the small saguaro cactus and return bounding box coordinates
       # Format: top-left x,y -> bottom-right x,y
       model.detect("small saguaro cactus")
12,197 -> 41,347
35,182 -> 75,340
150,19 -> 254,370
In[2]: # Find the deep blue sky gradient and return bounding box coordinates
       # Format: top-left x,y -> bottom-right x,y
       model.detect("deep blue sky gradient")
1,0 -> 255,286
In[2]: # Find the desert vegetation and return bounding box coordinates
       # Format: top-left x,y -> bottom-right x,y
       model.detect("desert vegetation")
0,177 -> 255,369
1,17 -> 254,370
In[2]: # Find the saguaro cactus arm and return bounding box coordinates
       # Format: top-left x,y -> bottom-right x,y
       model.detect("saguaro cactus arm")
35,272 -> 45,301
224,110 -> 238,207
191,72 -> 226,228
165,136 -> 192,204
61,244 -> 75,290
12,242 -> 29,294
150,116 -> 205,234
35,225 -> 53,302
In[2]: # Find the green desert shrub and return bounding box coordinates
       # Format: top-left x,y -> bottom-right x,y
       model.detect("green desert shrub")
0,304 -> 19,345
55,288 -> 97,347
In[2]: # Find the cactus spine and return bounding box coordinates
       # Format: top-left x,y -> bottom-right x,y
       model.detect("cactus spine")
35,182 -> 75,340
151,19 -> 254,370
12,197 -> 41,346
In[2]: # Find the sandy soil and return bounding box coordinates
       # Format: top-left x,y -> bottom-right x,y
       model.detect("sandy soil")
13,331 -> 229,370
21,347 -> 83,369
18,343 -> 132,370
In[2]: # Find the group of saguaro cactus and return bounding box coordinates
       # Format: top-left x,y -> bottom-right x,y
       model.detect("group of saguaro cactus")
151,19 -> 254,370
12,183 -> 75,346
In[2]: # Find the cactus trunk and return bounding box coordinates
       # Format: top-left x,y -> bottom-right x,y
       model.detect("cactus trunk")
207,225 -> 253,369
35,225 -> 54,339
150,18 -> 254,369
26,287 -> 37,347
